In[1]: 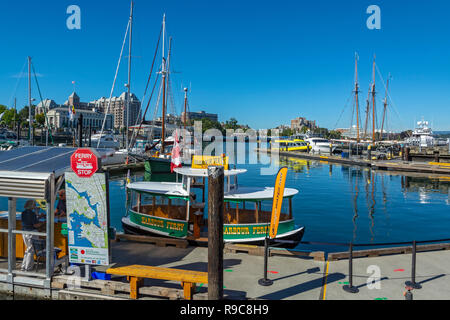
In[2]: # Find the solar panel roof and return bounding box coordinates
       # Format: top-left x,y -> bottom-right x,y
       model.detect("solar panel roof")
0,146 -> 114,177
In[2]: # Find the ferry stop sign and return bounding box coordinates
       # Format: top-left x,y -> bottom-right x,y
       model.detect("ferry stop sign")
71,149 -> 99,178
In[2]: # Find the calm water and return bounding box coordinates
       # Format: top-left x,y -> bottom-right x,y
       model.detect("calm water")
107,148 -> 450,253
3,145 -> 450,253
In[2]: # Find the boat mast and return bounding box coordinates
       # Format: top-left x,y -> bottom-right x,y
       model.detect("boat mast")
371,55 -> 376,144
183,87 -> 188,131
28,56 -> 33,146
363,88 -> 370,140
126,0 -> 134,152
354,53 -> 360,143
161,14 -> 167,155
380,73 -> 390,142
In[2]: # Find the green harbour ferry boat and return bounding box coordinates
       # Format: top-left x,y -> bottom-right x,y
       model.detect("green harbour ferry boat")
122,167 -> 305,246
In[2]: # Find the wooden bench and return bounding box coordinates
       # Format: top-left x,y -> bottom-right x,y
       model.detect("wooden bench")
106,265 -> 208,300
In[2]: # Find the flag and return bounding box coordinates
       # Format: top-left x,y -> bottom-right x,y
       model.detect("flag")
68,105 -> 76,121
126,170 -> 131,185
170,130 -> 182,173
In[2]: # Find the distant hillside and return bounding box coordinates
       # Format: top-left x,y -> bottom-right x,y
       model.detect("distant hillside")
435,131 -> 450,138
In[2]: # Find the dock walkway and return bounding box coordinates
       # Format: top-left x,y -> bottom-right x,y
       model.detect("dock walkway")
3,240 -> 450,300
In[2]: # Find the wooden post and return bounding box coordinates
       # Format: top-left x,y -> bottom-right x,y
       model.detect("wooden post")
434,150 -> 440,163
405,147 -> 411,162
208,166 -> 224,300
78,114 -> 83,148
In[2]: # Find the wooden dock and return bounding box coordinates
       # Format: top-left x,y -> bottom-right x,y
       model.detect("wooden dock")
372,161 -> 450,175
102,161 -> 146,174
258,148 -> 450,176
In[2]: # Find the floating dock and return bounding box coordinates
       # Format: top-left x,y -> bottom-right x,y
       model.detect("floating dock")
258,149 -> 450,176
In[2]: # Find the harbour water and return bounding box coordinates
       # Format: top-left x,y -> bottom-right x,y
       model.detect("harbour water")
109,148 -> 450,253
2,146 -> 449,254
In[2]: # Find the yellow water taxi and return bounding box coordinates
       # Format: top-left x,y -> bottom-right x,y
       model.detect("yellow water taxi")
271,140 -> 311,152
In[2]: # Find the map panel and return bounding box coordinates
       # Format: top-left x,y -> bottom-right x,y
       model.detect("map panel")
65,172 -> 110,266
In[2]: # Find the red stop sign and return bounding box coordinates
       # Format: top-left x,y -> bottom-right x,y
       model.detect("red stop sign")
71,149 -> 99,178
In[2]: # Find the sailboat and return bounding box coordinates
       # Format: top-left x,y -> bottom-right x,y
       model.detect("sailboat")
143,15 -> 195,174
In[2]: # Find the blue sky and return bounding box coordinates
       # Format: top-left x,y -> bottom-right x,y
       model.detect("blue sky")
1,0 -> 450,131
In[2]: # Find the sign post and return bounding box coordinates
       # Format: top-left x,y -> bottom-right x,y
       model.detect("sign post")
66,149 -> 111,268
258,167 -> 288,287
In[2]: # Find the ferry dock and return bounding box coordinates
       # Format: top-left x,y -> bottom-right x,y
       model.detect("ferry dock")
2,238 -> 450,300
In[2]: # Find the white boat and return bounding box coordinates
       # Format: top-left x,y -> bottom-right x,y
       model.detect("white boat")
306,137 -> 335,154
91,132 -> 120,150
406,120 -> 436,147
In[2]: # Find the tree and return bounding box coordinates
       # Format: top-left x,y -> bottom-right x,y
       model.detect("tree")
35,113 -> 46,126
224,118 -> 239,130
281,128 -> 293,137
2,109 -> 18,128
0,105 -> 7,115
328,130 -> 342,139
201,118 -> 224,134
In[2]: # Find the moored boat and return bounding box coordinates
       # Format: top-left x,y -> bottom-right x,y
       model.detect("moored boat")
121,166 -> 305,247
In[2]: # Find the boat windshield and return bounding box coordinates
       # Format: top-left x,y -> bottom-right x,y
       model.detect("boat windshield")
129,191 -> 189,221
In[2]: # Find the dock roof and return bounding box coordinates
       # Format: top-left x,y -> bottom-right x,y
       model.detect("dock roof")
0,146 -> 114,200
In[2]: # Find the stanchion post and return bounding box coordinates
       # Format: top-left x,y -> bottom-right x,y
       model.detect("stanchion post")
343,243 -> 359,293
258,237 -> 273,286
405,240 -> 422,289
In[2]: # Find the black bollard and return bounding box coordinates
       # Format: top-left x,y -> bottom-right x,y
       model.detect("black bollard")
405,240 -> 422,289
258,237 -> 273,287
343,243 -> 359,293
404,287 -> 413,300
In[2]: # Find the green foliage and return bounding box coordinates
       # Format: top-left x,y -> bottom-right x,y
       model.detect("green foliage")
35,113 -> 46,126
328,130 -> 342,139
2,109 -> 18,128
224,118 -> 239,130
281,128 -> 293,137
0,105 -> 7,115
201,118 -> 224,134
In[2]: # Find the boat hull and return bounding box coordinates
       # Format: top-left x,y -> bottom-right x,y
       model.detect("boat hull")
122,215 -> 304,248
147,157 -> 173,174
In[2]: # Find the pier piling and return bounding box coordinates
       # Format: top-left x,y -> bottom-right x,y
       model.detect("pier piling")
207,166 -> 224,300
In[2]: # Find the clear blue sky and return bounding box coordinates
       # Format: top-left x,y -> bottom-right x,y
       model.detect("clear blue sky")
1,0 -> 450,131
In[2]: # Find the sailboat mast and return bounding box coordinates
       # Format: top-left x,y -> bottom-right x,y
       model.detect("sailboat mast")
28,56 -> 33,146
363,89 -> 370,140
380,74 -> 390,141
161,14 -> 167,155
183,88 -> 188,131
371,55 -> 376,143
126,0 -> 134,152
354,53 -> 360,143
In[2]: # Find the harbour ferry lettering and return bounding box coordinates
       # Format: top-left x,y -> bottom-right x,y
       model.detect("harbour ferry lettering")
252,225 -> 270,235
141,216 -> 165,228
224,226 -> 250,235
167,221 -> 185,232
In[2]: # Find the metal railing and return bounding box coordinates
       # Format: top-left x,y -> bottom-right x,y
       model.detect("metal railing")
296,238 -> 450,294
